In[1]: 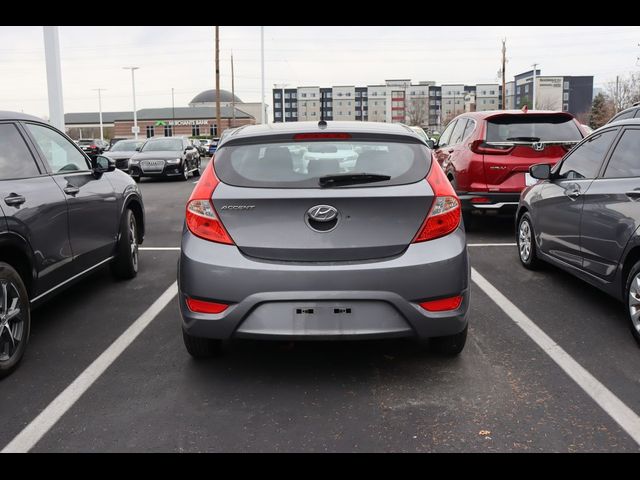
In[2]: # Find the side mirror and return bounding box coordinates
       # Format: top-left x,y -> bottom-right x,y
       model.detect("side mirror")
93,155 -> 115,175
529,163 -> 551,180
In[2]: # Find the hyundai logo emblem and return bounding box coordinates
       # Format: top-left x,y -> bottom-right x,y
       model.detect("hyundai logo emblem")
307,205 -> 338,222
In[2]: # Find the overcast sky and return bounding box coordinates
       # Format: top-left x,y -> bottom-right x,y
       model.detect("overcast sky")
1,26 -> 638,119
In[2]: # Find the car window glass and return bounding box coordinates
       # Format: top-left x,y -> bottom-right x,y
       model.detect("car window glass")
558,129 -> 617,180
26,123 -> 90,173
634,109 -> 640,118
450,119 -> 468,145
462,119 -> 475,142
438,120 -> 457,147
0,123 -> 41,180
603,129 -> 640,178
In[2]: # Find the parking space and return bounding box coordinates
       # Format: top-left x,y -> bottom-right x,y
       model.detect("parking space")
1,163 -> 639,452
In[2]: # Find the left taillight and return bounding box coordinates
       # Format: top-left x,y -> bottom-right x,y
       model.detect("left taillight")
412,159 -> 461,243
185,159 -> 234,245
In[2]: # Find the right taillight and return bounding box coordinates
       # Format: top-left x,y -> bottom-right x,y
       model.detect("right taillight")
412,160 -> 461,243
185,159 -> 234,245
470,139 -> 514,155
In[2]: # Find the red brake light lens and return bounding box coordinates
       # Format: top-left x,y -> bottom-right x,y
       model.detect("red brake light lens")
412,160 -> 461,243
293,133 -> 352,140
186,297 -> 229,314
185,159 -> 234,245
419,295 -> 463,312
470,139 -> 514,155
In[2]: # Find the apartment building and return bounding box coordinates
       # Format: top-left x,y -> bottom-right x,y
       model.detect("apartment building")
332,86 -> 357,121
475,83 -> 500,111
441,84 -> 467,122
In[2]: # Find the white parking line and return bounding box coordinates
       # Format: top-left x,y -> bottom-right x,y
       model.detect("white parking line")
1,282 -> 179,453
468,243 -> 516,247
471,268 -> 640,447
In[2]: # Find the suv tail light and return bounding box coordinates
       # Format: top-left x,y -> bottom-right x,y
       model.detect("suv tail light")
470,139 -> 514,155
185,159 -> 234,244
412,160 -> 461,242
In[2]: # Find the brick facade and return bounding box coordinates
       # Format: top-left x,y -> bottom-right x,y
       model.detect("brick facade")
114,117 -> 254,139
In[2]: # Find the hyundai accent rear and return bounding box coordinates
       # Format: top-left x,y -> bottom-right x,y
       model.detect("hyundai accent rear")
178,122 -> 470,356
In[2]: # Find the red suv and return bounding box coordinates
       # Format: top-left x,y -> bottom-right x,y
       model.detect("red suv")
432,110 -> 586,227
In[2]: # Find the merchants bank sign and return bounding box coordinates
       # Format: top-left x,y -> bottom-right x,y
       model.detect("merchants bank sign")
155,119 -> 209,127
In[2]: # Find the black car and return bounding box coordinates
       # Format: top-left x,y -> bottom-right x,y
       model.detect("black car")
77,138 -> 108,157
129,136 -> 201,182
108,137 -> 128,150
517,117 -> 640,345
103,139 -> 145,173
191,138 -> 208,157
0,111 -> 145,378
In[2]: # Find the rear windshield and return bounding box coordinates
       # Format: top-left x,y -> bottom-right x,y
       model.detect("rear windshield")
78,139 -> 94,145
214,140 -> 430,188
486,115 -> 583,142
110,140 -> 142,151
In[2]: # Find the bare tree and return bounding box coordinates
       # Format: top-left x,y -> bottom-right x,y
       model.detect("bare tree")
606,72 -> 640,113
406,96 -> 428,126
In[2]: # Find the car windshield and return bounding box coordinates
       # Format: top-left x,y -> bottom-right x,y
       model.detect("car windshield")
486,114 -> 583,143
141,139 -> 183,152
110,140 -> 142,152
214,139 -> 429,188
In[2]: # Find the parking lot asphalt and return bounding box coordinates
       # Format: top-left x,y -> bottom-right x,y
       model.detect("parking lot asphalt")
1,157 -> 639,452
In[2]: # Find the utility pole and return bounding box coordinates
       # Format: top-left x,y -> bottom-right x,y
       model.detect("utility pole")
215,26 -> 221,137
92,88 -> 106,142
532,63 -> 538,110
43,26 -> 65,130
261,26 -> 266,124
500,41 -> 507,110
171,87 -> 175,131
231,52 -> 236,128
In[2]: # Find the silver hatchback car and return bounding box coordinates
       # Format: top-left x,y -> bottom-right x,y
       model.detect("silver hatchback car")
178,121 -> 470,356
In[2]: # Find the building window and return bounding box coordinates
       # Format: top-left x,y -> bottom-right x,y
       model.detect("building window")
326,92 -> 332,98
301,93 -> 307,98
355,92 -> 361,97
275,102 -> 281,109
275,111 -> 282,118
191,125 -> 200,136
285,102 -> 290,109
490,90 -> 495,95
346,92 -> 351,97
285,111 -> 291,118
146,125 -> 154,138
347,111 -> 351,115
210,125 -> 217,136
563,103 -> 569,111
490,99 -> 495,104
564,81 -> 570,90
164,125 -> 173,137
363,101 -> 367,107
292,102 -> 297,108
291,92 -> 297,99
311,111 -> 316,116
563,92 -> 569,101
525,85 -> 529,93
274,92 -> 281,99
284,93 -> 290,99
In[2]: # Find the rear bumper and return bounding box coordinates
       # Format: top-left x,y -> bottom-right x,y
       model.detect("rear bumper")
178,227 -> 470,341
459,192 -> 521,214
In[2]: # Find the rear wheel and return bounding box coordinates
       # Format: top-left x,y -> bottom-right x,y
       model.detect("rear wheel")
0,263 -> 30,378
111,209 -> 139,279
430,325 -> 467,356
193,159 -> 201,177
624,261 -> 640,346
517,212 -> 541,270
181,163 -> 190,181
182,329 -> 223,358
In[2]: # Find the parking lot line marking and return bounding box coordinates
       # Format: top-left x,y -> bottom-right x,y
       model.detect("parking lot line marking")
468,243 -> 516,247
139,247 -> 181,251
471,268 -> 640,447
0,282 -> 179,454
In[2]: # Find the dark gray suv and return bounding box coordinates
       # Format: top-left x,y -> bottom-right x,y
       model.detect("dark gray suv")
0,112 -> 145,378
178,121 -> 470,357
517,118 -> 640,345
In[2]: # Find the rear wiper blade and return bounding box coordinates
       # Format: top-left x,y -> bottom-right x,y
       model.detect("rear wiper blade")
506,136 -> 541,142
318,173 -> 391,188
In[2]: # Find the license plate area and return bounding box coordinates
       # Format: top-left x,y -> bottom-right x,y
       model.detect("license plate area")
525,172 -> 537,186
141,160 -> 165,172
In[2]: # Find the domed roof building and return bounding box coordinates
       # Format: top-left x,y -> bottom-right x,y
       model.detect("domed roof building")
189,89 -> 243,107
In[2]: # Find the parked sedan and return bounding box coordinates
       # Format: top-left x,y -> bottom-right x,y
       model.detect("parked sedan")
0,112 -> 145,378
77,138 -> 108,157
178,121 -> 469,358
103,139 -> 144,173
129,136 -> 201,182
517,117 -> 640,345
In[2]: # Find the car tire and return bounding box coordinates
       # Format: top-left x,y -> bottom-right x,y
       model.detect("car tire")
517,212 -> 541,270
181,163 -> 190,181
193,159 -> 201,177
111,209 -> 139,280
429,325 -> 467,356
0,262 -> 31,379
182,329 -> 223,358
624,260 -> 640,346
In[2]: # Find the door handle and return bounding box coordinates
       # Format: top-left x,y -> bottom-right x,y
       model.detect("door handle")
565,188 -> 581,199
626,191 -> 640,200
4,194 -> 25,206
63,185 -> 80,196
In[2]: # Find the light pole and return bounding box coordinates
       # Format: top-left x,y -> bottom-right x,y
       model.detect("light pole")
532,63 -> 538,110
261,26 -> 266,124
171,87 -> 175,130
42,26 -> 65,131
123,66 -> 139,139
92,88 -> 106,142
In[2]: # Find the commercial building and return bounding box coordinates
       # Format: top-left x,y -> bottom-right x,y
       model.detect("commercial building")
64,89 -> 258,140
